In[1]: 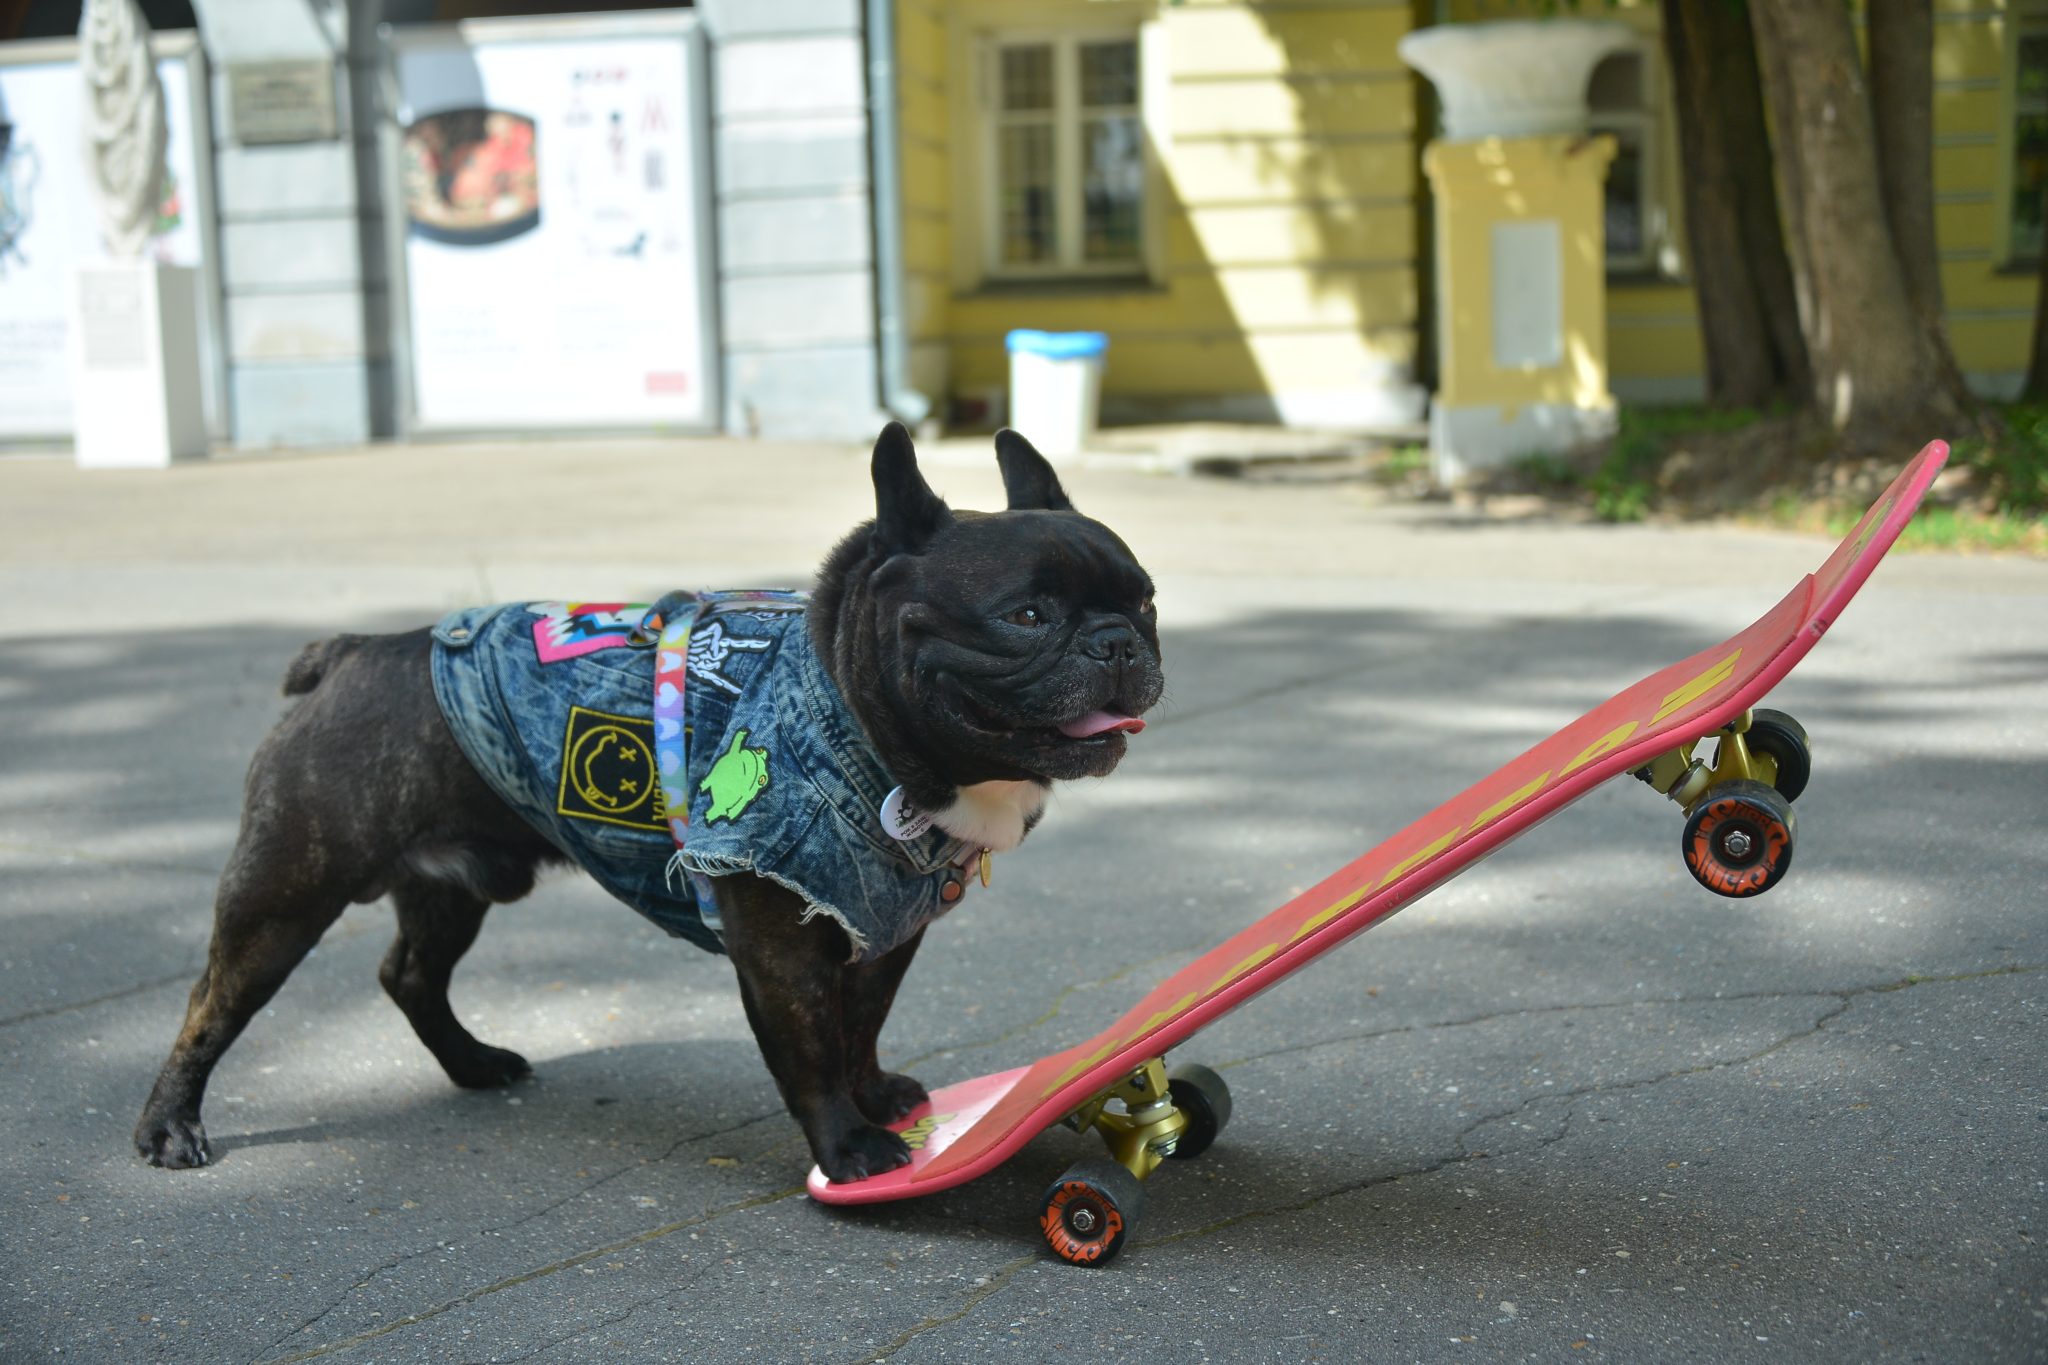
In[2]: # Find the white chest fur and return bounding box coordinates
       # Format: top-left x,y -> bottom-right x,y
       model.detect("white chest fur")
931,780 -> 1047,852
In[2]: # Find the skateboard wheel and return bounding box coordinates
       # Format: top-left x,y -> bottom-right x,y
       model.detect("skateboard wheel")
1039,1158 -> 1144,1267
1746,709 -> 1811,802
1682,779 -> 1796,898
1165,1062 -> 1233,1161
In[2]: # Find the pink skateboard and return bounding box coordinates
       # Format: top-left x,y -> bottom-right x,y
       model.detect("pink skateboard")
810,443 -> 1950,1265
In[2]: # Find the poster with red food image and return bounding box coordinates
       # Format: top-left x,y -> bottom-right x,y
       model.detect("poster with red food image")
402,107 -> 542,247
390,15 -> 714,431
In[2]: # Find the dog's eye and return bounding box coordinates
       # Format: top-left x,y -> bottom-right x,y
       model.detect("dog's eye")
1004,605 -> 1043,628
1139,596 -> 1155,615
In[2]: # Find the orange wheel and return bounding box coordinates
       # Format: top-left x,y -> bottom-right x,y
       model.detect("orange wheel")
1038,1158 -> 1143,1267
1682,779 -> 1796,898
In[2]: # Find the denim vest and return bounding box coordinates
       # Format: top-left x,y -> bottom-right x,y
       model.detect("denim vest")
428,597 -> 981,962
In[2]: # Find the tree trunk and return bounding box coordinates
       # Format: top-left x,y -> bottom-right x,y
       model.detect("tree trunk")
2015,228 -> 2048,401
2025,220 -> 2048,400
1867,0 -> 1987,423
1749,0 -> 1981,453
1750,0 -> 1814,353
1867,0 -> 1945,326
1660,0 -> 1808,410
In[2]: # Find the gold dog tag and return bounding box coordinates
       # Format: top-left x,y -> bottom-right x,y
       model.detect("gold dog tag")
978,849 -> 993,888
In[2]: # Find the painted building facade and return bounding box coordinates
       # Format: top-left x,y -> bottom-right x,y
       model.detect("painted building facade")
1434,0 -> 2040,405
895,0 -> 1428,430
0,0 -> 2041,451
900,0 -> 2042,422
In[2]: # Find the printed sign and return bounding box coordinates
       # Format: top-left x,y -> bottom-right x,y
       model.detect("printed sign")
227,60 -> 338,145
389,18 -> 716,431
0,42 -> 216,439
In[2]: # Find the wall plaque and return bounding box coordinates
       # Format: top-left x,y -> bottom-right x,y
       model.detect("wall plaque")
77,267 -> 147,369
228,60 -> 338,145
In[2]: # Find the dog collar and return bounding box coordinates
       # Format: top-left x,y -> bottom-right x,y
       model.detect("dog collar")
881,784 -> 993,890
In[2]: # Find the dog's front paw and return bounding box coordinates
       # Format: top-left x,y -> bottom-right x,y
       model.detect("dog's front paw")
443,1044 -> 533,1091
855,1071 -> 928,1125
135,1114 -> 210,1169
818,1122 -> 912,1184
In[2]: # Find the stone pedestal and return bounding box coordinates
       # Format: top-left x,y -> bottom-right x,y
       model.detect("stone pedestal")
1422,135 -> 1619,484
70,261 -> 208,468
1400,20 -> 1633,484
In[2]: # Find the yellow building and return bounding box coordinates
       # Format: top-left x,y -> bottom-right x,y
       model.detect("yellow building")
896,0 -> 1429,430
891,0 -> 2044,429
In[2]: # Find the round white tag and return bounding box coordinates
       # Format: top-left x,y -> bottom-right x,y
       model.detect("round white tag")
879,785 -> 935,841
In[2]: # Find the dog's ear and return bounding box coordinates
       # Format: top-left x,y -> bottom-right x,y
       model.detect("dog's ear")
994,428 -> 1075,512
871,421 -> 953,554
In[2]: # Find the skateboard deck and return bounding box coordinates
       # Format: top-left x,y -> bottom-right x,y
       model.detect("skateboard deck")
809,443 -> 1948,1241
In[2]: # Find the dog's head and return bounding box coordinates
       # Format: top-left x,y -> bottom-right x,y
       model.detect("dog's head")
811,423 -> 1164,817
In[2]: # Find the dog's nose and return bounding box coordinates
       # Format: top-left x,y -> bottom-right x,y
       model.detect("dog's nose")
1084,621 -> 1138,663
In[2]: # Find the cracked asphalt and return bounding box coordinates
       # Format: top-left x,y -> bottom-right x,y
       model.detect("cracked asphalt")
1,434 -> 2043,1363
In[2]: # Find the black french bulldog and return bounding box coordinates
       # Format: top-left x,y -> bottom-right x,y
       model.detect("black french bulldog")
133,424 -> 1164,1184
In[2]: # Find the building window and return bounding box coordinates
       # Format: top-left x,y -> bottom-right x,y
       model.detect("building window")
985,32 -> 1146,278
2012,23 -> 2048,264
1588,47 -> 1659,275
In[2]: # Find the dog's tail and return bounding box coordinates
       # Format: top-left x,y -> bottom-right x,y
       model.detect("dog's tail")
282,635 -> 368,696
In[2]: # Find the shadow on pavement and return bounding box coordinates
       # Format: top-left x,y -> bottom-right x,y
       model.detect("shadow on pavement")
1,598 -> 2039,1361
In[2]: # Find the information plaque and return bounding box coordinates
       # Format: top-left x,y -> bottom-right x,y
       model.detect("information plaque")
228,60 -> 338,144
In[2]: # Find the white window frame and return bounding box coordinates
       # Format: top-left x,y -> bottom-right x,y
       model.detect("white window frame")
959,21 -> 1164,286
1587,42 -> 1666,278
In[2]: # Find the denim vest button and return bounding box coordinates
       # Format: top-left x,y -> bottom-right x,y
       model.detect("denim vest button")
940,878 -> 962,904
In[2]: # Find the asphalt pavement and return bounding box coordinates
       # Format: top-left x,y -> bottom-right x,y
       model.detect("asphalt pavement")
1,434 -> 2043,1363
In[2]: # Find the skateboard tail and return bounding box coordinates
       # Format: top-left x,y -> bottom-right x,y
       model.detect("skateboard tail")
811,441 -> 1949,1208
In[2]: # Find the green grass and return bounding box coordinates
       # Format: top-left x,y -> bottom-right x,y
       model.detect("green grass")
1827,503 -> 2046,554
1595,405 -> 1778,523
1379,442 -> 1429,480
1514,405 -> 1769,524
1818,501 -> 2039,556
1510,400 -> 2048,551
1782,399 -> 2048,552
1951,402 -> 2048,519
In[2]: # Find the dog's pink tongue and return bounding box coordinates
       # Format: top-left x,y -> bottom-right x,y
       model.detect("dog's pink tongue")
1058,710 -> 1145,739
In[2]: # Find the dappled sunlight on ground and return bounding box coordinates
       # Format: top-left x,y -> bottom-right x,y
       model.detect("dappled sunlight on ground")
2,474 -> 2041,1361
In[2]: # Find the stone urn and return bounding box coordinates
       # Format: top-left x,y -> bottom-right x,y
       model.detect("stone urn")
1398,19 -> 1635,142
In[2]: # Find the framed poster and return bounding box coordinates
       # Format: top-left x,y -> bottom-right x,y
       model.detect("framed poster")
383,12 -> 718,433
0,33 -> 223,443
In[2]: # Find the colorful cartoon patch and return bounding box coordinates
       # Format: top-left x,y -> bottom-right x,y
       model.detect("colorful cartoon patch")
529,602 -> 652,665
699,728 -> 770,824
651,591 -> 803,848
686,620 -> 772,696
556,706 -> 666,832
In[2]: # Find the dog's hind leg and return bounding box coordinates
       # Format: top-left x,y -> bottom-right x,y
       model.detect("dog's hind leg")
843,928 -> 928,1124
136,626 -> 555,1169
133,853 -> 349,1169
380,876 -> 529,1089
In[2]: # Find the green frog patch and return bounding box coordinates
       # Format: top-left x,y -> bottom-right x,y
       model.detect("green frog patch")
700,728 -> 770,823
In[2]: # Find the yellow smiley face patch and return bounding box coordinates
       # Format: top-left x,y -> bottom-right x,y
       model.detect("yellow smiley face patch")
556,706 -> 667,833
